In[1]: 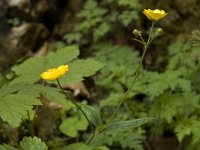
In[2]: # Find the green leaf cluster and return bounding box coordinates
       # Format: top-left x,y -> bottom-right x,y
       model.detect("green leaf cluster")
63,0 -> 140,44
51,143 -> 109,150
94,41 -> 200,148
0,137 -> 47,150
59,114 -> 88,138
0,45 -> 103,128
91,128 -> 144,150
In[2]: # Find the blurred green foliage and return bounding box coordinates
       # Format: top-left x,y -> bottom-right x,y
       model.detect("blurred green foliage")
93,42 -> 200,149
57,0 -> 200,149
0,137 -> 47,150
1,0 -> 200,149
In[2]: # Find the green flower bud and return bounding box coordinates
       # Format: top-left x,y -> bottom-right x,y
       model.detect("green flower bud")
132,29 -> 141,36
156,28 -> 163,34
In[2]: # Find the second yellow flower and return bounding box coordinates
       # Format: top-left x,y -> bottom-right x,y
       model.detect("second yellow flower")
143,9 -> 167,21
40,65 -> 69,81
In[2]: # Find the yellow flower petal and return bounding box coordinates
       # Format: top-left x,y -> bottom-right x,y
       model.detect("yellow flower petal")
143,9 -> 167,21
40,65 -> 69,81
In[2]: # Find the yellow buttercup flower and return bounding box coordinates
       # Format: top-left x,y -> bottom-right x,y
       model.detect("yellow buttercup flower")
143,9 -> 167,21
40,65 -> 69,81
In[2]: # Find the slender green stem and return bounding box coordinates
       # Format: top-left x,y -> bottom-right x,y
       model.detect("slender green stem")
0,121 -> 21,149
107,45 -> 149,124
27,110 -> 35,137
56,79 -> 95,134
85,132 -> 96,145
107,22 -> 154,124
132,38 -> 145,45
147,21 -> 154,44
139,34 -> 145,43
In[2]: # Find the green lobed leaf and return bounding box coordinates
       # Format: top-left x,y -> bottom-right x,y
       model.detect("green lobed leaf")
60,59 -> 103,84
80,104 -> 102,128
0,74 -> 7,88
117,129 -> 144,150
118,0 -> 141,8
92,146 -> 109,150
0,145 -> 18,150
59,118 -> 78,137
0,94 -> 41,127
22,109 -> 36,121
10,45 -> 103,86
51,143 -> 91,150
45,45 -> 79,68
91,127 -> 144,149
20,137 -> 47,150
150,92 -> 182,123
167,42 -> 199,70
118,10 -> 138,26
69,59 -> 103,77
138,70 -> 191,100
93,22 -> 111,42
11,57 -> 45,85
76,0 -> 107,32
64,32 -> 82,44
174,118 -> 200,143
100,93 -> 124,107
10,46 -> 79,85
95,44 -> 139,91
175,120 -> 192,142
19,84 -> 68,105
150,92 -> 199,123
38,86 -> 67,105
51,143 -> 109,150
59,72 -> 83,84
0,83 -> 28,97
59,115 -> 88,138
5,84 -> 68,105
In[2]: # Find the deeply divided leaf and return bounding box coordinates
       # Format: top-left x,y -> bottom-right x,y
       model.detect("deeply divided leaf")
0,94 -> 41,127
20,137 -> 48,150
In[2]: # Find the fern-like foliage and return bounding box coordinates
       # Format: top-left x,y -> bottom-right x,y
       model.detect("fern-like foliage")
94,41 -> 200,147
117,0 -> 141,8
150,92 -> 199,123
91,127 -> 144,150
64,0 -> 140,44
175,118 -> 200,144
190,30 -> 200,47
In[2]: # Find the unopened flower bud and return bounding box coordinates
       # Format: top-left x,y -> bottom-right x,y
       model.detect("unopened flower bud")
156,28 -> 163,34
132,29 -> 141,36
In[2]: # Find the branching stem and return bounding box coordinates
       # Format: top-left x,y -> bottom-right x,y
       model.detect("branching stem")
107,22 -> 154,124
57,21 -> 155,145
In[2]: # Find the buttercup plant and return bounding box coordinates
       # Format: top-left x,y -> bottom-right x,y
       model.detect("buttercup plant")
69,9 -> 168,144
39,8 -> 168,146
106,9 -> 167,123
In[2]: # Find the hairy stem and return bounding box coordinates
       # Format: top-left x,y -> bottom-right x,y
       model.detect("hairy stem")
26,110 -> 35,137
85,132 -> 96,145
56,79 -> 95,135
107,22 -> 154,124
